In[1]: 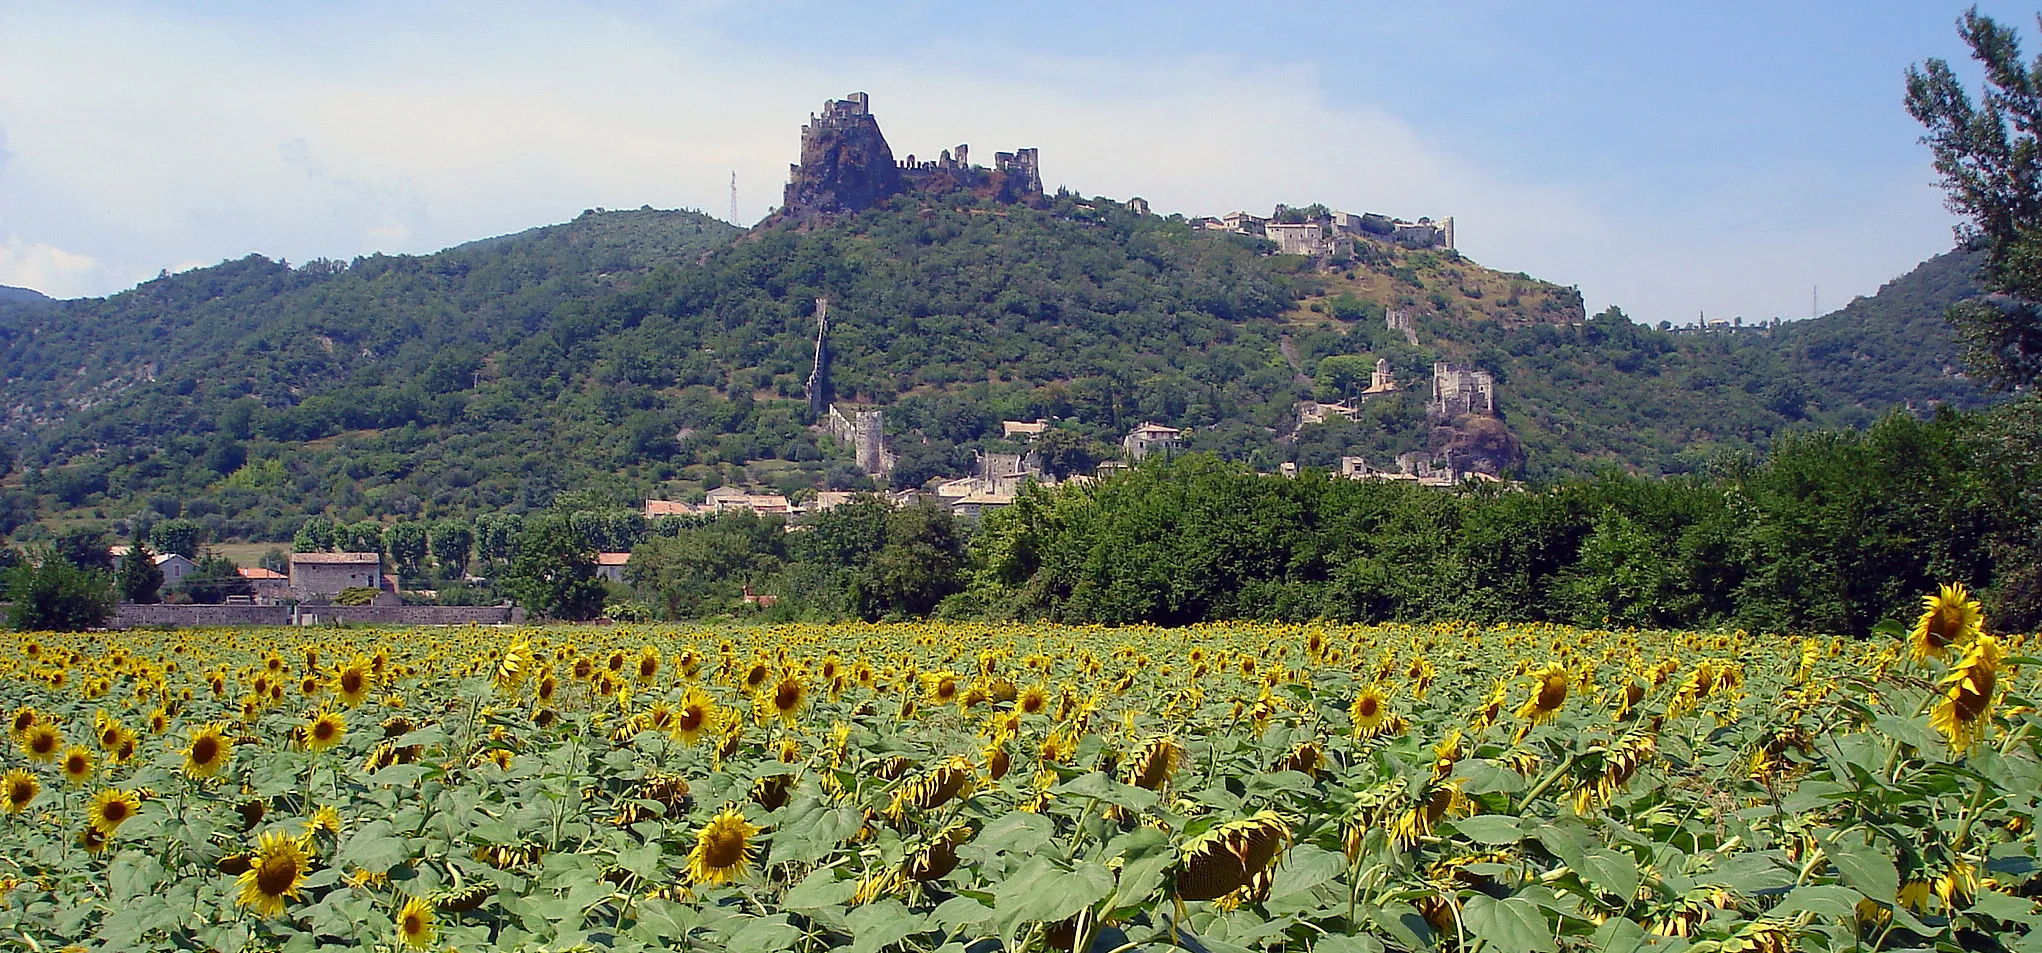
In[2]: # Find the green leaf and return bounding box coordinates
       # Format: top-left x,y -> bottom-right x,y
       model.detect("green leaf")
782,868 -> 856,911
1449,814 -> 1524,845
847,900 -> 926,953
1054,771 -> 1159,811
630,898 -> 701,944
1825,833 -> 1899,904
1575,847 -> 1641,900
996,857 -> 1115,927
1870,619 -> 1906,639
1771,884 -> 1864,920
1461,895 -> 1556,953
1268,844 -> 1345,899
1970,888 -> 2040,923
720,914 -> 803,953
933,895 -> 994,929
338,819 -> 411,872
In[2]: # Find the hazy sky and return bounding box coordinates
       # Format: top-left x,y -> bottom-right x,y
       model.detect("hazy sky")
0,2 -> 2023,324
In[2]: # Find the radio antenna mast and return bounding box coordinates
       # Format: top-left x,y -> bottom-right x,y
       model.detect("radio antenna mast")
729,171 -> 739,225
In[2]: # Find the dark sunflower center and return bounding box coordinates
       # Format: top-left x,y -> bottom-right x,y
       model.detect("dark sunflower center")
1358,697 -> 1380,719
103,800 -> 129,823
775,683 -> 800,710
256,855 -> 299,896
193,737 -> 219,764
341,672 -> 363,694
403,911 -> 424,933
314,721 -> 337,741
32,734 -> 56,755
1955,670 -> 1996,722
678,707 -> 705,730
702,829 -> 745,868
8,783 -> 31,806
1538,680 -> 1567,710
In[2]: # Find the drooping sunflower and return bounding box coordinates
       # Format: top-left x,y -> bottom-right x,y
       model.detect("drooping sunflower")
1931,633 -> 2004,753
1,769 -> 39,814
395,895 -> 436,950
184,722 -> 233,778
1126,736 -> 1184,791
60,745 -> 94,786
87,788 -> 141,836
1515,663 -> 1571,726
20,724 -> 61,763
1175,811 -> 1292,905
494,639 -> 534,697
236,830 -> 312,917
1911,583 -> 1985,662
685,808 -> 759,886
305,710 -> 346,753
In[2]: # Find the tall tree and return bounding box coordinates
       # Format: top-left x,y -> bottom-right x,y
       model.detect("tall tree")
116,540 -> 164,605
1907,9 -> 2042,389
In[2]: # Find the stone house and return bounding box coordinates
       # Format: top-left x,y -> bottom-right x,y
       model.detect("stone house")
289,552 -> 384,600
154,553 -> 196,590
237,566 -> 290,604
1122,423 -> 1183,462
596,552 -> 631,584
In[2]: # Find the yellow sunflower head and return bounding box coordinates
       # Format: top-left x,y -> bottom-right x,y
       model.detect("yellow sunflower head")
685,808 -> 759,886
335,656 -> 374,707
184,722 -> 233,779
1932,633 -> 2004,753
395,895 -> 436,950
87,788 -> 141,836
1,769 -> 39,814
1515,662 -> 1571,726
21,724 -> 61,763
305,710 -> 346,753
1911,582 -> 1985,662
60,745 -> 94,786
236,830 -> 312,917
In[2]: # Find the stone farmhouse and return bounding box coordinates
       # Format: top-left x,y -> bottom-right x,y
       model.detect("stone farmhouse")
289,552 -> 387,601
1123,422 -> 1183,462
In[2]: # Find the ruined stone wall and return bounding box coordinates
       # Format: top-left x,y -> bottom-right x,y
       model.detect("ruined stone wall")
111,604 -> 521,628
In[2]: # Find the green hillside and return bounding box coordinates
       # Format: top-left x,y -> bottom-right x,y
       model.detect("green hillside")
0,192 -> 1998,544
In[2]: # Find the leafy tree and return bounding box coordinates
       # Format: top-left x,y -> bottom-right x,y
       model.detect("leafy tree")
53,526 -> 112,573
854,503 -> 967,619
502,515 -> 607,620
1032,428 -> 1099,480
149,517 -> 205,559
384,521 -> 428,577
1907,10 -> 2042,390
293,516 -> 337,553
628,511 -> 788,618
429,519 -> 473,576
116,541 -> 164,604
7,554 -> 116,631
173,554 -> 254,605
339,521 -> 384,555
259,548 -> 289,574
1314,354 -> 1376,401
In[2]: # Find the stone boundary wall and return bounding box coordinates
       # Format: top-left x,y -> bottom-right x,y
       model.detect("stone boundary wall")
111,604 -> 521,628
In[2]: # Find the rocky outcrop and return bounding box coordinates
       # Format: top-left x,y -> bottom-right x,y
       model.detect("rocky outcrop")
783,93 -> 904,218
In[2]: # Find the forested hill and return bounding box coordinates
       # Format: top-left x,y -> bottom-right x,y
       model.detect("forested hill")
1772,247 -> 1986,410
0,285 -> 51,305
0,193 -> 1998,542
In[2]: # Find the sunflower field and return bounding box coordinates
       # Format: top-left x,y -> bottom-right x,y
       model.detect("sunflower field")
0,586 -> 2038,952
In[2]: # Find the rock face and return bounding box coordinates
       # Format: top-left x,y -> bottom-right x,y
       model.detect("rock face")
783,93 -> 904,218
781,93 -> 1043,220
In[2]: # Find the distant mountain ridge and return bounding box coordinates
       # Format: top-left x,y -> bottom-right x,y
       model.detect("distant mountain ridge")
0,284 -> 51,305
0,97 -> 2001,543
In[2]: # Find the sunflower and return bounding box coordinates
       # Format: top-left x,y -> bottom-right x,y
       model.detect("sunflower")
1,769 -> 38,814
685,808 -> 759,886
635,647 -> 661,684
1017,684 -> 1050,716
1176,811 -> 1292,905
94,714 -> 126,752
1911,582 -> 1985,662
304,804 -> 344,836
1515,663 -> 1570,726
237,830 -> 312,917
1350,685 -> 1393,739
20,724 -> 60,763
305,710 -> 346,753
60,745 -> 94,786
1126,736 -> 1183,791
334,656 -> 374,707
672,689 -> 715,746
184,722 -> 233,778
87,788 -> 141,836
1932,633 -> 2004,753
395,895 -> 436,950
9,706 -> 40,742
765,673 -> 806,726
494,639 -> 534,697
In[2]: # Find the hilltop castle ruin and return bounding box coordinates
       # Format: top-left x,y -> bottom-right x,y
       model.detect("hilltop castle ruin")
782,93 -> 1044,219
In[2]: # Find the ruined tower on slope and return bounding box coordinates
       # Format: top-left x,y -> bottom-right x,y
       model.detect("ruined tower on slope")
804,297 -> 830,418
781,93 -> 1044,219
783,93 -> 904,218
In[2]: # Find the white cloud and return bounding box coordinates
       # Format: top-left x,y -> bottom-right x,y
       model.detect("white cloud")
0,238 -> 112,299
0,3 -> 1959,323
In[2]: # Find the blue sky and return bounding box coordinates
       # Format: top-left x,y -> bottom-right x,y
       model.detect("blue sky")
0,2 -> 2025,324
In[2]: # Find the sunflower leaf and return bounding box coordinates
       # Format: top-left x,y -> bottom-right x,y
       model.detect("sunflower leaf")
1461,894 -> 1556,953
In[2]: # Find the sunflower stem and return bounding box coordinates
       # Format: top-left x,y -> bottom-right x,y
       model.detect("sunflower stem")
1514,753 -> 1577,813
